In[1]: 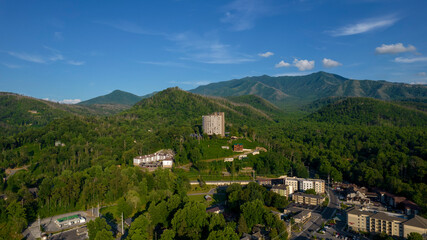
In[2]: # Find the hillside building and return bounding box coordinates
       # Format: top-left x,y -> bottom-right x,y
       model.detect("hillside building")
202,112 -> 225,137
133,151 -> 174,169
233,143 -> 243,152
347,208 -> 427,238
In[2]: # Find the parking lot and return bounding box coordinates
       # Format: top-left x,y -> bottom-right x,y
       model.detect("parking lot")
23,211 -> 95,240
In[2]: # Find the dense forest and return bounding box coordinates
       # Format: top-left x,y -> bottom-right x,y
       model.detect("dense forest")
0,88 -> 426,239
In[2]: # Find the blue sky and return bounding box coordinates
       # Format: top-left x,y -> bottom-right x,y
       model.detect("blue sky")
1,0 -> 426,103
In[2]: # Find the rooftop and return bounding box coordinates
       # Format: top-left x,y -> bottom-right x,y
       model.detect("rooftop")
403,215 -> 427,229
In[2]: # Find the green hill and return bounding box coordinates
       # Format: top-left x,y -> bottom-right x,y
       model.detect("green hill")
78,89 -> 142,106
122,87 -> 277,131
190,71 -> 427,109
307,97 -> 427,127
226,95 -> 284,118
0,92 -> 125,136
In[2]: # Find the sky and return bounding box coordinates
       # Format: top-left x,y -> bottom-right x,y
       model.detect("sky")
1,0 -> 427,103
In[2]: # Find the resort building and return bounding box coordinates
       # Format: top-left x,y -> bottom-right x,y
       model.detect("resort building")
347,208 -> 427,238
202,112 -> 225,137
292,192 -> 325,206
271,185 -> 294,197
133,151 -> 174,169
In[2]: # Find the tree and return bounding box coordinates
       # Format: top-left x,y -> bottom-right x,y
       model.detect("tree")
6,200 -> 27,234
305,189 -> 316,195
407,232 -> 423,240
240,199 -> 265,230
207,226 -> 239,240
160,229 -> 176,240
87,218 -> 111,240
171,201 -> 208,240
116,197 -> 132,219
94,228 -> 114,240
128,214 -> 153,240
238,215 -> 249,235
209,213 -> 226,231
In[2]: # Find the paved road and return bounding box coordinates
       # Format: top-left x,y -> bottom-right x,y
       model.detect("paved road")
292,186 -> 340,240
50,226 -> 88,240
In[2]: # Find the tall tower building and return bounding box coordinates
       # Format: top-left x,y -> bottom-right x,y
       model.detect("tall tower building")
202,112 -> 225,137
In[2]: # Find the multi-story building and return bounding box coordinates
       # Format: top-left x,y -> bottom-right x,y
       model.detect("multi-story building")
347,208 -> 427,238
284,177 -> 325,194
271,185 -> 294,197
292,192 -> 325,206
202,112 -> 225,137
314,180 -> 325,194
299,179 -> 314,191
285,178 -> 299,192
133,151 -> 174,168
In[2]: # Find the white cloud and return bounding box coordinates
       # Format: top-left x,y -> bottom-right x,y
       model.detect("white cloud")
258,51 -> 274,58
170,32 -> 254,64
329,16 -> 399,36
7,48 -> 85,66
394,57 -> 427,63
274,72 -> 311,77
293,58 -> 315,71
375,43 -> 416,54
96,20 -> 164,36
59,99 -> 81,104
322,58 -> 342,68
220,0 -> 274,31
2,63 -> 21,69
7,52 -> 46,63
417,72 -> 427,77
275,60 -> 291,68
67,60 -> 85,66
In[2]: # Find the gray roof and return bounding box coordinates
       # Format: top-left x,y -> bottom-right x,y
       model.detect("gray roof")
347,208 -> 375,217
403,215 -> 427,229
371,212 -> 405,222
293,192 -> 324,199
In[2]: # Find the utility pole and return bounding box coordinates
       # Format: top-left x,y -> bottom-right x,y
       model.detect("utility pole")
97,202 -> 100,217
121,212 -> 124,234
38,214 -> 41,236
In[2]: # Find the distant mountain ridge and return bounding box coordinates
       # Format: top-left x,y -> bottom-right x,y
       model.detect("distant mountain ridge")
78,90 -> 143,106
190,72 -> 427,109
308,97 -> 427,127
0,92 -> 123,136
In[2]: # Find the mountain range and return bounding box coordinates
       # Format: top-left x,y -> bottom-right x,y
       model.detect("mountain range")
78,72 -> 427,111
190,71 -> 427,109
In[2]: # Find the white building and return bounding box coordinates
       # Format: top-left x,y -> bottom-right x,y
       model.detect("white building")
285,178 -> 299,192
299,180 -> 314,191
133,151 -> 174,168
224,158 -> 234,162
202,112 -> 225,137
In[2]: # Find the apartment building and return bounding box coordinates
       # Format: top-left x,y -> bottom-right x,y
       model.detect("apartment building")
271,185 -> 294,197
347,208 -> 427,238
292,192 -> 325,206
285,178 -> 299,192
286,177 -> 325,194
202,112 -> 225,137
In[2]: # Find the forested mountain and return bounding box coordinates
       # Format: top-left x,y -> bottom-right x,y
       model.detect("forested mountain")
78,89 -> 142,106
123,87 -> 280,130
0,87 -> 426,239
0,92 -> 123,137
308,97 -> 427,127
191,71 -> 427,109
